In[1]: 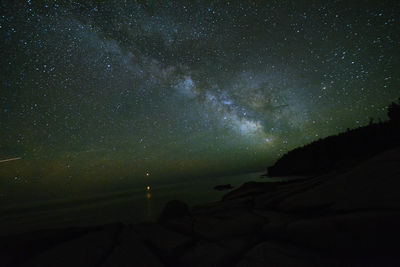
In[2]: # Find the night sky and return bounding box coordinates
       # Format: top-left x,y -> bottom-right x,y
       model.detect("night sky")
1,1 -> 399,198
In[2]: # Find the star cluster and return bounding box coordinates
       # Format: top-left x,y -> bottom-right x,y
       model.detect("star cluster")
0,1 -> 399,194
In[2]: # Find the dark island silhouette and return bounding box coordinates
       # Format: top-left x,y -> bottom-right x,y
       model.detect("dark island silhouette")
2,98 -> 400,266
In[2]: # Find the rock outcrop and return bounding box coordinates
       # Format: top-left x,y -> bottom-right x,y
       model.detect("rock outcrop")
2,148 -> 400,266
214,184 -> 234,191
267,120 -> 400,176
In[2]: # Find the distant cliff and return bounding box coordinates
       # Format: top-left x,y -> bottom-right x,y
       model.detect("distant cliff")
267,98 -> 400,176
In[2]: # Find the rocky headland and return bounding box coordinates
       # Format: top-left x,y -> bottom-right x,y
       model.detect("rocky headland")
267,120 -> 400,177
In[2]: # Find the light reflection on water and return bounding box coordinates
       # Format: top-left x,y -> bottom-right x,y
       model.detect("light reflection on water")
146,191 -> 153,221
0,171 -> 283,235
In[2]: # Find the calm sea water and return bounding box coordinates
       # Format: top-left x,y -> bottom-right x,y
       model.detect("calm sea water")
0,172 -> 283,236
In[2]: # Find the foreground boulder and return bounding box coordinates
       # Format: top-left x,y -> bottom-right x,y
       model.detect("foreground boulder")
158,200 -> 192,223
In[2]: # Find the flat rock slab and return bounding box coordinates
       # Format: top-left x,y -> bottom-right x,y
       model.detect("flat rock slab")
178,240 -> 234,267
223,182 -> 277,201
20,223 -> 121,267
102,227 -> 164,267
161,215 -> 194,234
285,210 -> 400,257
1,226 -> 99,266
257,210 -> 295,240
134,223 -> 192,257
278,148 -> 400,212
192,211 -> 265,240
237,241 -> 338,267
193,197 -> 254,216
216,234 -> 262,258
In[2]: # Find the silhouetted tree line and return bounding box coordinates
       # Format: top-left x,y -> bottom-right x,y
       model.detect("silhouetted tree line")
267,98 -> 400,176
388,98 -> 400,122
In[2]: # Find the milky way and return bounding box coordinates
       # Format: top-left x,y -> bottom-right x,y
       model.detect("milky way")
1,1 -> 399,194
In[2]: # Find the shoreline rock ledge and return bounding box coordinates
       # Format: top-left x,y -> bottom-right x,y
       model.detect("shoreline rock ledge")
2,147 -> 400,266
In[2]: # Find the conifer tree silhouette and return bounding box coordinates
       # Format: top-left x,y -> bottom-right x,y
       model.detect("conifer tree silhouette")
388,98 -> 400,122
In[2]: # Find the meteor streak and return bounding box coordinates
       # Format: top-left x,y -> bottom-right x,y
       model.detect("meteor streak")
0,157 -> 22,163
